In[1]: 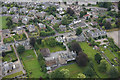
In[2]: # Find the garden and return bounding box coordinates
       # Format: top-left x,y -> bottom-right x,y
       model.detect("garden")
35,37 -> 66,53
13,33 -> 27,41
20,50 -> 45,78
3,37 -> 14,43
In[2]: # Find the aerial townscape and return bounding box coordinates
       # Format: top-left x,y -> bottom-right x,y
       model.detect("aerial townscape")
0,0 -> 120,79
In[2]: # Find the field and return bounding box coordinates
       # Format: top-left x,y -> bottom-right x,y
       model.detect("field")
20,50 -> 44,78
0,16 -> 8,29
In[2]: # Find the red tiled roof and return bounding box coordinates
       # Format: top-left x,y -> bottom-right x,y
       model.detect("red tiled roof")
84,14 -> 89,17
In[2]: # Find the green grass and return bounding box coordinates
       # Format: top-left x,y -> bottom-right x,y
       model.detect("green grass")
79,42 -> 109,78
0,16 -> 8,29
38,44 -> 65,53
100,46 -> 119,65
3,71 -> 23,78
20,50 -> 44,78
3,37 -> 14,43
3,51 -> 17,62
56,63 -> 87,78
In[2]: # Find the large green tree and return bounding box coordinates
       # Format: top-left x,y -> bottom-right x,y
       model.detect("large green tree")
77,73 -> 86,78
98,60 -> 108,73
17,45 -> 25,54
83,67 -> 95,77
76,52 -> 88,67
30,37 -> 36,47
68,41 -> 82,54
95,53 -> 102,64
76,27 -> 82,36
67,7 -> 75,16
60,69 -> 70,78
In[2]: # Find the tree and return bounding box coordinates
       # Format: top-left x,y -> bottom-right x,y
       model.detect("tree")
104,22 -> 112,29
118,1 -> 120,10
60,69 -> 70,78
50,70 -> 65,78
67,7 -> 75,16
95,53 -> 102,64
76,52 -> 88,67
83,67 -> 95,77
36,38 -> 42,44
107,66 -> 119,78
80,11 -> 87,18
17,45 -> 25,54
98,60 -> 108,73
76,27 -> 82,36
30,37 -> 36,47
77,73 -> 86,78
2,52 -> 6,57
69,41 -> 82,54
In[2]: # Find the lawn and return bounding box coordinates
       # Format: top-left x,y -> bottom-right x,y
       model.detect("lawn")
36,44 -> 66,53
2,51 -> 17,62
3,37 -> 14,43
20,50 -> 45,78
56,63 -> 87,78
0,16 -> 8,29
3,71 -> 23,78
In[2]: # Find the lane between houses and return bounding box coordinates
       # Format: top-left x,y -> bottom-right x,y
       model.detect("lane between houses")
12,44 -> 26,74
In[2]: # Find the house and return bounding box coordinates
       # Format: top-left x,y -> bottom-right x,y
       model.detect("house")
0,44 -> 12,52
57,7 -> 65,15
19,8 -> 28,14
56,36 -> 65,43
36,11 -> 46,19
22,17 -> 29,24
28,10 -> 36,15
12,16 -> 19,23
56,13 -> 62,18
9,7 -> 18,12
2,62 -> 15,75
106,18 -> 113,23
2,6 -> 8,12
45,59 -> 58,71
58,51 -> 76,64
83,14 -> 90,19
15,40 -> 31,50
16,27 -> 24,34
45,15 -> 55,21
51,19 -> 61,25
59,25 -> 66,31
38,23 -> 46,29
27,25 -> 36,32
91,22 -> 98,26
86,28 -> 107,39
76,34 -> 86,42
2,29 -> 11,38
40,48 -> 50,57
